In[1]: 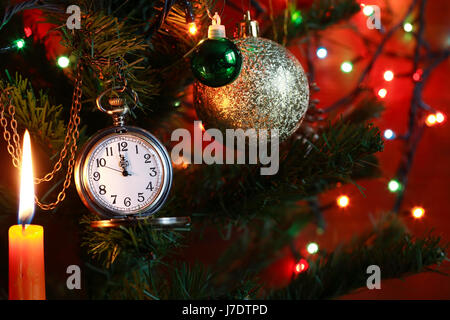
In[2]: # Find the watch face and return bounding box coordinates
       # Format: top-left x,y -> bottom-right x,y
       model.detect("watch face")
76,127 -> 172,218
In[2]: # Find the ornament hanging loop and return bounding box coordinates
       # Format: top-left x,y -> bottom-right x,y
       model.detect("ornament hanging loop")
238,11 -> 260,38
96,86 -> 139,127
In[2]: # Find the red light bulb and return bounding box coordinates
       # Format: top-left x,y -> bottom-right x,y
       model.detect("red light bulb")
294,259 -> 309,274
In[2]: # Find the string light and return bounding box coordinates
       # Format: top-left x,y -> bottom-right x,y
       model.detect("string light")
388,179 -> 401,193
436,112 -> 445,123
413,69 -> 423,82
411,206 -> 425,219
378,88 -> 387,98
291,11 -> 303,25
57,56 -> 70,68
383,70 -> 394,82
403,22 -> 413,33
383,129 -> 395,140
306,242 -> 319,254
336,195 -> 350,208
362,5 -> 374,16
425,114 -> 437,127
340,61 -> 353,73
14,39 -> 25,49
294,259 -> 309,274
425,112 -> 445,126
24,27 -> 32,38
316,47 -> 328,59
188,22 -> 197,35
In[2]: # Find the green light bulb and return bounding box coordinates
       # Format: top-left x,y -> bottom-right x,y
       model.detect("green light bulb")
291,11 -> 303,25
15,39 -> 25,49
57,56 -> 70,68
388,179 -> 401,193
341,61 -> 353,73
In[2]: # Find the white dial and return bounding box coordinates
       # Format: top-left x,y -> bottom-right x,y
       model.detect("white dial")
82,132 -> 166,216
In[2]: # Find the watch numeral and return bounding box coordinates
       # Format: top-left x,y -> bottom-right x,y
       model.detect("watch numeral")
111,195 -> 117,204
99,185 -> 106,195
149,167 -> 157,177
146,181 -> 154,191
135,145 -> 139,154
124,197 -> 131,207
96,158 -> 106,167
144,153 -> 151,163
137,193 -> 145,202
93,172 -> 100,181
106,146 -> 113,156
118,141 -> 128,152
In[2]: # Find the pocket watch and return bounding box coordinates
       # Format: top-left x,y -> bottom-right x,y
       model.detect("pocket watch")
75,87 -> 185,227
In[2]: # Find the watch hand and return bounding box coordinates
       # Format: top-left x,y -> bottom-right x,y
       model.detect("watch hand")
119,154 -> 132,176
103,166 -> 123,173
122,170 -> 132,177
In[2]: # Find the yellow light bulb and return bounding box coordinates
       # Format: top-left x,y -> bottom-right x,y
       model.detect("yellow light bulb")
188,22 -> 197,35
411,206 -> 425,219
337,195 -> 350,208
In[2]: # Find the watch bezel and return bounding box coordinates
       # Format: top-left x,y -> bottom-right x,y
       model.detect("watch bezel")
74,125 -> 173,219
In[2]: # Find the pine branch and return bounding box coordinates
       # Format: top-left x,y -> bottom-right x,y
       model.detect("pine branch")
262,0 -> 361,44
166,118 -> 383,223
106,261 -> 260,300
0,73 -> 67,152
269,215 -> 447,299
81,214 -> 187,268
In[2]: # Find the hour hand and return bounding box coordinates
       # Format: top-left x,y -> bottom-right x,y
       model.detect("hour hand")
119,154 -> 132,176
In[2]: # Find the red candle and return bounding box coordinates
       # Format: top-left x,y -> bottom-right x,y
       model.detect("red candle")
9,130 -> 45,300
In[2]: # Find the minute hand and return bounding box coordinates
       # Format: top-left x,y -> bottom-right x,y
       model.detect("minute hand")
103,165 -> 123,173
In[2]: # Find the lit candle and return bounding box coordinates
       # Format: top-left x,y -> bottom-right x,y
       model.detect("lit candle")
9,130 -> 45,300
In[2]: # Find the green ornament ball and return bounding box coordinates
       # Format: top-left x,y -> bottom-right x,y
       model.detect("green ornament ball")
190,38 -> 243,87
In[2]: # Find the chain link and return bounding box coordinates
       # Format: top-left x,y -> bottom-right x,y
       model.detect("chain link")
0,64 -> 84,211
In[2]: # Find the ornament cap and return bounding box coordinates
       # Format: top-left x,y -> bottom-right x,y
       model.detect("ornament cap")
208,12 -> 226,38
238,11 -> 259,38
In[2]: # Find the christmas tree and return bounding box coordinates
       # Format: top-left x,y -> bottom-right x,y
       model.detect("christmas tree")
0,0 -> 448,300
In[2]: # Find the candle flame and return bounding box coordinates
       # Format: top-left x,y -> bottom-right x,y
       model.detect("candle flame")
18,130 -> 35,225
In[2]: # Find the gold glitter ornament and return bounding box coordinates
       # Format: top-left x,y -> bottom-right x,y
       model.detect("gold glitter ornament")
193,13 -> 309,142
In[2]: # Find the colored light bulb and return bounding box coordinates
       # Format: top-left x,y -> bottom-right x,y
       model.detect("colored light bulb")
57,56 -> 70,68
341,61 -> 353,73
24,27 -> 32,38
403,22 -> 413,32
425,114 -> 437,126
413,69 -> 423,82
378,88 -> 387,98
435,112 -> 445,123
15,39 -> 25,49
294,259 -> 309,274
316,47 -> 328,59
411,206 -> 425,219
388,179 -> 401,192
306,242 -> 319,254
383,70 -> 394,81
383,129 -> 395,140
188,22 -> 197,35
337,195 -> 350,208
292,11 -> 303,25
362,5 -> 374,16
